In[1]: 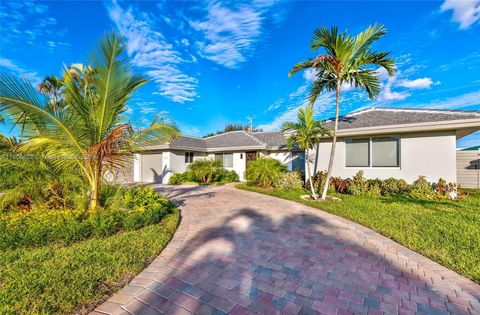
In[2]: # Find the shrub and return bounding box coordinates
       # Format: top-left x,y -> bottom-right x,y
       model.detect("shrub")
245,157 -> 287,188
366,179 -> 382,196
348,171 -> 369,195
330,177 -> 350,194
214,169 -> 239,183
381,178 -> 409,195
0,186 -> 175,249
168,173 -> 188,185
434,178 -> 448,196
409,176 -> 434,198
187,159 -> 223,184
306,171 -> 334,194
275,171 -> 304,191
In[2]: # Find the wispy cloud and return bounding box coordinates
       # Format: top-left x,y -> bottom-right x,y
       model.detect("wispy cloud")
106,1 -> 198,103
0,1 -> 69,52
190,1 -> 282,69
416,90 -> 480,110
0,58 -> 41,83
441,0 -> 480,29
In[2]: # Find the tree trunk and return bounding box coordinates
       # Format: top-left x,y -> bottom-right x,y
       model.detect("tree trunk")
306,148 -> 317,200
321,79 -> 341,200
89,162 -> 102,210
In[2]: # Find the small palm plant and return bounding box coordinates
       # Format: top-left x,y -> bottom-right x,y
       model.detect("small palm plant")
289,24 -> 395,200
282,105 -> 330,199
0,32 -> 179,209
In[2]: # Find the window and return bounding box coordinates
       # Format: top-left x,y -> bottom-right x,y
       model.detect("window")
215,153 -> 234,168
345,137 -> 400,168
346,139 -> 370,167
184,152 -> 194,163
372,137 -> 399,167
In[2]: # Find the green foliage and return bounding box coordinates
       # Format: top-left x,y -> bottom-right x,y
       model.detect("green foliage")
168,159 -> 239,185
237,184 -> 480,284
381,177 -> 409,195
188,159 -> 222,184
348,171 -> 369,195
275,171 -> 304,191
366,179 -> 382,196
306,171 -> 334,194
245,157 -> 287,188
0,186 -> 175,249
168,172 -> 189,185
410,176 -> 434,198
0,209 -> 179,314
330,177 -> 350,194
0,33 -> 179,209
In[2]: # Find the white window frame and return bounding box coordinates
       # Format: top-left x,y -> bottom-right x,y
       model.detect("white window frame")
345,136 -> 401,169
215,153 -> 234,168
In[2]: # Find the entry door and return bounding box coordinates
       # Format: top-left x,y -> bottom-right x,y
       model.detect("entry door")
246,151 -> 257,169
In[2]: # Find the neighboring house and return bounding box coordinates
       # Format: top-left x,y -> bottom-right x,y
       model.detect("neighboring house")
120,108 -> 480,186
457,146 -> 480,188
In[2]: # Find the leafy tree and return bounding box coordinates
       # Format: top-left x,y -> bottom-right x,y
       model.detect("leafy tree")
282,105 -> 329,199
289,24 -> 395,200
0,32 -> 179,209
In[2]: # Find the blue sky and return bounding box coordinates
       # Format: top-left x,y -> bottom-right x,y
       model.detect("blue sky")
1,0 -> 479,147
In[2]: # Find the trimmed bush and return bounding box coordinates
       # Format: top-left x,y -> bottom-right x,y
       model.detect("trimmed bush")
366,179 -> 382,196
348,171 -> 369,195
167,159 -> 239,185
306,171 -> 335,194
330,177 -> 350,194
245,157 -> 287,188
0,186 -> 175,249
275,171 -> 304,191
409,176 -> 434,198
381,178 -> 409,195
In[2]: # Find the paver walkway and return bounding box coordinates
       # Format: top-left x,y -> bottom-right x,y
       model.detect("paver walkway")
94,184 -> 480,315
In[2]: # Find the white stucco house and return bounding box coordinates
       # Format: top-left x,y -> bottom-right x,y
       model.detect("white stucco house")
118,108 -> 480,187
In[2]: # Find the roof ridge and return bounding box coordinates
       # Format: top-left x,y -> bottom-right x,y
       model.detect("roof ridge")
240,130 -> 267,146
177,135 -> 205,140
203,130 -> 248,139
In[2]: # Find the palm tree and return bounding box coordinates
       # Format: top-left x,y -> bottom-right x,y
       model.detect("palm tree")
0,32 -> 179,209
282,105 -> 329,199
289,24 -> 395,200
38,75 -> 64,112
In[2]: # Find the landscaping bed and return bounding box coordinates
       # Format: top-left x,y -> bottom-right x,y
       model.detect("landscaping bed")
0,186 -> 180,314
236,184 -> 480,284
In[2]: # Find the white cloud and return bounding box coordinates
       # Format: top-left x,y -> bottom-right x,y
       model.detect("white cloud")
418,90 -> 480,109
190,1 -> 278,68
377,79 -> 410,102
106,1 -> 198,103
1,1 -> 69,52
302,68 -> 317,82
0,58 -> 41,83
398,77 -> 439,89
441,0 -> 480,29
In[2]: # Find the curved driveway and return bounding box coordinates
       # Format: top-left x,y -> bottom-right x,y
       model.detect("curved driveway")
94,184 -> 480,315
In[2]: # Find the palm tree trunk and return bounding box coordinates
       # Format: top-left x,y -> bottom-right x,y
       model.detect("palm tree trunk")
321,79 -> 341,200
89,162 -> 102,210
306,148 -> 317,200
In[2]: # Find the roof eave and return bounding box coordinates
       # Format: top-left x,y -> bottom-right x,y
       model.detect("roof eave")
329,119 -> 480,137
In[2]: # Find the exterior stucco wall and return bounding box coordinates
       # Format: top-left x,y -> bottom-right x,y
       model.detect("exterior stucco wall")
312,131 -> 457,183
267,151 -> 293,171
139,153 -> 163,183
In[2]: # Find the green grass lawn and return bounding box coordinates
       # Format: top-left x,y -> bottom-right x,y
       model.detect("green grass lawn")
237,184 -> 480,284
0,208 -> 180,314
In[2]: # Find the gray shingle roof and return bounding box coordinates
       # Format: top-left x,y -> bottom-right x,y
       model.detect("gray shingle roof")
205,131 -> 265,148
324,108 -> 480,130
251,132 -> 287,148
169,136 -> 206,149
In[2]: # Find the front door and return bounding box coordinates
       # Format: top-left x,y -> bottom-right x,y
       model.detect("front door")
246,151 -> 257,169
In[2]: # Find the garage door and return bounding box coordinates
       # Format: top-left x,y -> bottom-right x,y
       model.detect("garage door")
141,153 -> 163,183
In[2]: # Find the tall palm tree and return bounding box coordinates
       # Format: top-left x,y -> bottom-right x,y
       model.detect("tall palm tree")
289,24 -> 395,200
0,32 -> 179,209
282,105 -> 330,200
38,75 -> 64,112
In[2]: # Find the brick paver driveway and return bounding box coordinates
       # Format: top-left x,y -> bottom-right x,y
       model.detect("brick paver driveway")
94,184 -> 480,315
